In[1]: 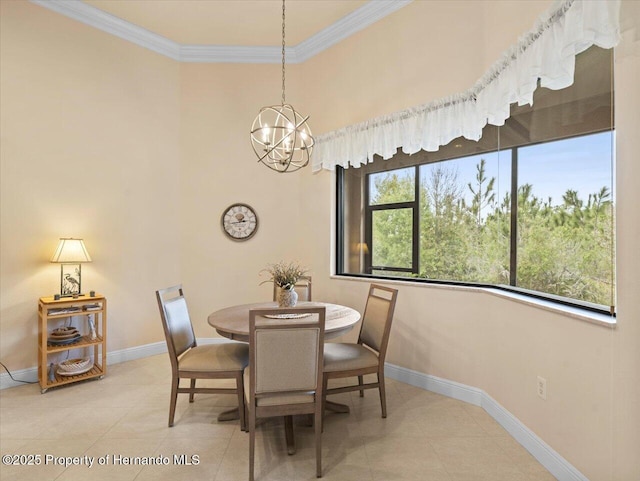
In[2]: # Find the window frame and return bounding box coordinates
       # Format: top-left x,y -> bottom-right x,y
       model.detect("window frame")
364,166 -> 420,275
336,131 -> 615,317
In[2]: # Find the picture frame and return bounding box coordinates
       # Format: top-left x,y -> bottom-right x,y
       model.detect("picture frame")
61,264 -> 82,297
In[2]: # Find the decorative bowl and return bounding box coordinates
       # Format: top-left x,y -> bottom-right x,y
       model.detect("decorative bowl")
49,327 -> 80,340
57,357 -> 92,373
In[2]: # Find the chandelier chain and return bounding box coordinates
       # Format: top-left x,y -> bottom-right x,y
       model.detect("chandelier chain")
281,0 -> 286,105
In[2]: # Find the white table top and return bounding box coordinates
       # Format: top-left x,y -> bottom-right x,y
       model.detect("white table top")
208,301 -> 360,342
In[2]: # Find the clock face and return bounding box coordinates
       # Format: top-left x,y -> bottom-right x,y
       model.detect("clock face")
221,203 -> 258,241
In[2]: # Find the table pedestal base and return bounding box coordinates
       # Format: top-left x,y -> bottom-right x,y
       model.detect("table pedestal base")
215,400 -> 350,456
325,400 -> 350,414
215,410 -> 296,455
216,400 -> 351,426
216,408 -> 240,423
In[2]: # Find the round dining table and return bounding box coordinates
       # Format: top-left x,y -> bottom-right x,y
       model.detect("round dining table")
207,301 -> 361,454
208,301 -> 361,342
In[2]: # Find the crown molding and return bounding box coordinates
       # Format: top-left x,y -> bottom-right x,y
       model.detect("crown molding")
30,0 -> 182,60
29,0 -> 412,64
295,0 -> 412,63
180,45 -> 298,64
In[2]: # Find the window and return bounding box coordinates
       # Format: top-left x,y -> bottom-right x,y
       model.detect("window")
337,46 -> 615,313
515,133 -> 614,305
368,167 -> 417,276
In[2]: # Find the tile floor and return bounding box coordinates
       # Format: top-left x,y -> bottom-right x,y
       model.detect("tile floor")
0,355 -> 556,481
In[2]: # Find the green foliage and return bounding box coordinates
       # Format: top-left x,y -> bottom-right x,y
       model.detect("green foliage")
370,171 -> 415,270
517,184 -> 613,304
370,161 -> 614,306
467,158 -> 496,226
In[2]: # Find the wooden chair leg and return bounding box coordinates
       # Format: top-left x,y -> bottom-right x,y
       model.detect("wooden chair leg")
284,415 -> 296,455
378,371 -> 387,418
236,373 -> 246,432
189,378 -> 196,402
321,376 -> 328,431
358,375 -> 365,397
249,406 -> 256,481
315,405 -> 322,478
168,377 -> 179,427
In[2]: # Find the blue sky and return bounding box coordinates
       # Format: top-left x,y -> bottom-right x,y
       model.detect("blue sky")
518,131 -> 613,205
420,131 -> 613,208
370,131 -> 613,208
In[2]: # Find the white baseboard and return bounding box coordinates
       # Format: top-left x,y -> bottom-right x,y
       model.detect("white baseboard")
1,341 -> 587,481
0,365 -> 39,390
385,363 -> 589,481
0,337 -> 229,390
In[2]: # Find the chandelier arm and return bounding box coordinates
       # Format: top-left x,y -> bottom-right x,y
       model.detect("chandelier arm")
254,129 -> 301,164
291,114 -> 311,132
254,132 -> 291,163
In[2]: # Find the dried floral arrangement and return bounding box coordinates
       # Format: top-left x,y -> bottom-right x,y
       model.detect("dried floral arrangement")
260,261 -> 308,291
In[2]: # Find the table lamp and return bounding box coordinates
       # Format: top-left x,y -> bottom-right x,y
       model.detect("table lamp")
50,238 -> 92,298
355,242 -> 369,255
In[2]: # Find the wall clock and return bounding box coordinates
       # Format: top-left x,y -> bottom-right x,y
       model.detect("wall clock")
221,203 -> 258,241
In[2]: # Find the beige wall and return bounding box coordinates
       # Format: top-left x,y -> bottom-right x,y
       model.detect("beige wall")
296,2 -> 638,481
0,0 -> 182,362
1,1 -> 638,480
610,1 -> 640,476
178,61 -> 313,335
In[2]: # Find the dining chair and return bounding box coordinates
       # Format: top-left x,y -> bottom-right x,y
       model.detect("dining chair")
273,275 -> 312,302
246,306 -> 326,481
156,285 -> 249,429
323,284 -> 398,418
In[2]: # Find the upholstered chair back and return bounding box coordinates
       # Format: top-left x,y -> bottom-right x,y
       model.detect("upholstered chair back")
359,285 -> 398,354
162,296 -> 196,358
248,306 -> 326,404
255,327 -> 320,394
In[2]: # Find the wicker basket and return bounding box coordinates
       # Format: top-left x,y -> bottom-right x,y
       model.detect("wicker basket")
57,357 -> 92,374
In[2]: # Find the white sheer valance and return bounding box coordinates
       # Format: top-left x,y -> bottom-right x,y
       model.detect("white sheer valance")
312,0 -> 620,173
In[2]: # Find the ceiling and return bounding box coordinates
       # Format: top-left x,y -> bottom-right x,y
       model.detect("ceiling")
83,0 -> 369,46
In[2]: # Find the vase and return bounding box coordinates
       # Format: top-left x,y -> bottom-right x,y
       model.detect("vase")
278,287 -> 298,308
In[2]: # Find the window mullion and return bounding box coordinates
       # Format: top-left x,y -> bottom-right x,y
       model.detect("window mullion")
336,168 -> 344,275
413,165 -> 420,274
364,174 -> 372,275
510,147 -> 518,286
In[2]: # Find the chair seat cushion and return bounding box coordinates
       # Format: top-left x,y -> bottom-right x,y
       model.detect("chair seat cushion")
179,342 -> 249,372
323,343 -> 379,372
244,367 -> 315,407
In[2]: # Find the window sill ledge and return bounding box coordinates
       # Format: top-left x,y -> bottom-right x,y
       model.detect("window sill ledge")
330,275 -> 616,329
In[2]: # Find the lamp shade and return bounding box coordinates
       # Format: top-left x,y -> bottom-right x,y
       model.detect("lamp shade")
50,238 -> 92,263
356,242 -> 370,255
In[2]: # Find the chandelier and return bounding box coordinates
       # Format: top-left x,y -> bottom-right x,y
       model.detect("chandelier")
250,0 -> 314,173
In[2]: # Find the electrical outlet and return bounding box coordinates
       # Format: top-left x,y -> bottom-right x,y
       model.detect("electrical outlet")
537,376 -> 547,400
